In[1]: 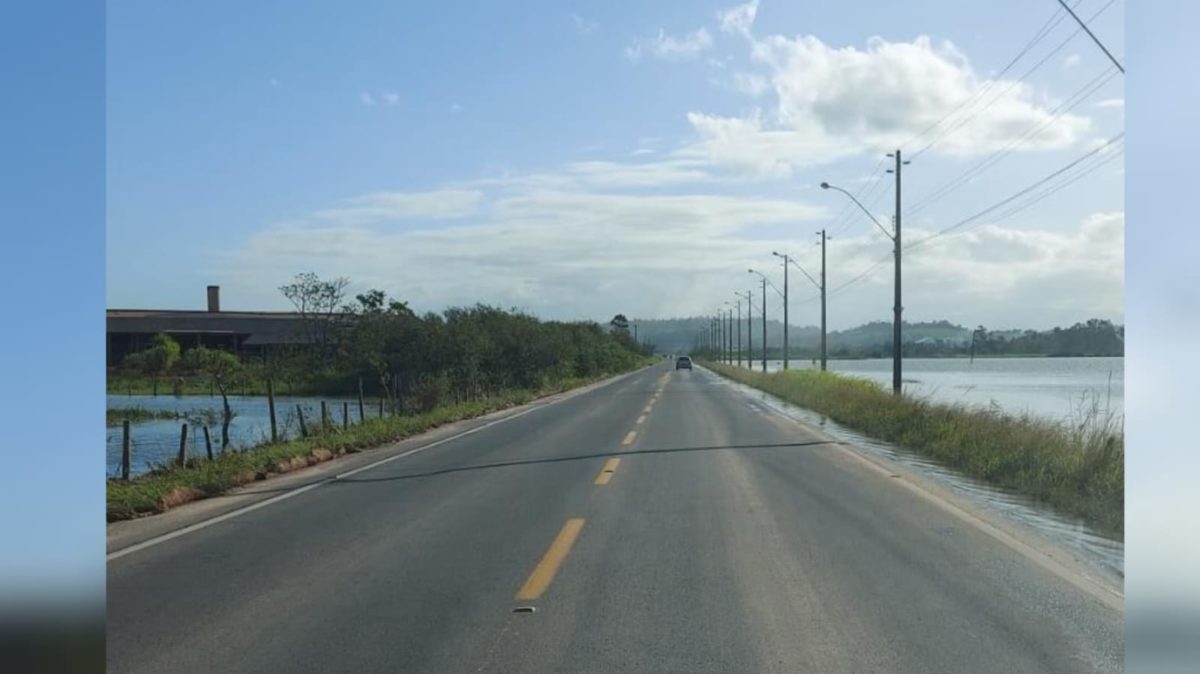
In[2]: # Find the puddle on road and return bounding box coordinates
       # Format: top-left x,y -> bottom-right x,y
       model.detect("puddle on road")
711,374 -> 1125,582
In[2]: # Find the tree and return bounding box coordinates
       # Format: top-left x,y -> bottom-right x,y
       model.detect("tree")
182,347 -> 241,449
121,333 -> 181,395
279,272 -> 350,356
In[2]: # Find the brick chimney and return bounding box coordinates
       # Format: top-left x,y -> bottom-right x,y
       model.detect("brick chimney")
207,285 -> 220,312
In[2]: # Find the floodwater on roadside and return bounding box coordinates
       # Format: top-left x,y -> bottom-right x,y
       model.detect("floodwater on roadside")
713,371 -> 1124,582
736,356 -> 1124,425
106,393 -> 369,477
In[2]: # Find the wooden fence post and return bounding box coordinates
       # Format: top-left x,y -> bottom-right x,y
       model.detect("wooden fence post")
202,426 -> 214,460
296,404 -> 308,438
378,395 -> 384,418
342,402 -> 349,430
357,378 -> 365,423
121,420 -> 131,481
177,423 -> 189,466
320,400 -> 328,431
267,379 -> 278,443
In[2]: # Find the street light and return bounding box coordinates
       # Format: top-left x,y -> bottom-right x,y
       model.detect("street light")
734,291 -> 753,369
821,151 -> 909,393
770,251 -> 790,370
748,269 -> 780,372
724,301 -> 739,366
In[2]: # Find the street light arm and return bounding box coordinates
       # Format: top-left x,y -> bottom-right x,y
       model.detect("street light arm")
749,269 -> 786,299
786,257 -> 822,291
820,182 -> 892,240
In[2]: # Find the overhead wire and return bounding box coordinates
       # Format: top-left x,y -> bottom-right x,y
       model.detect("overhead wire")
908,0 -> 1117,160
904,63 -> 1120,217
904,132 -> 1124,253
897,0 -> 1077,153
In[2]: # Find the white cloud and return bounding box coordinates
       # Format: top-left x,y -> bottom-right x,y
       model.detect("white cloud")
569,12 -> 599,35
718,0 -> 759,37
887,212 -> 1124,326
361,91 -> 400,106
1063,53 -> 1082,69
741,34 -> 1091,157
221,187 -> 1122,328
222,190 -> 827,317
1096,98 -> 1124,109
626,27 -> 713,63
678,111 -> 858,178
311,190 -> 483,224
732,71 -> 769,96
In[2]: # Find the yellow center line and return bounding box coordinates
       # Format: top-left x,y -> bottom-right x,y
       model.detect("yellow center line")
594,457 -> 621,485
622,430 -> 637,446
515,518 -> 586,601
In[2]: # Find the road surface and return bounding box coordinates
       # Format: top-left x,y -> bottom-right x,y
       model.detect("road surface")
107,362 -> 1123,672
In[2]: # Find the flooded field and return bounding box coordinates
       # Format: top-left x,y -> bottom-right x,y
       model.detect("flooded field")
106,393 -> 368,477
744,356 -> 1123,424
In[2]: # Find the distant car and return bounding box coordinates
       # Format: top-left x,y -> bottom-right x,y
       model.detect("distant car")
675,356 -> 693,370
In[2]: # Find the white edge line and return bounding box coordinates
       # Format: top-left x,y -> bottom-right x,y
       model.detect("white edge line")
108,369 -> 646,561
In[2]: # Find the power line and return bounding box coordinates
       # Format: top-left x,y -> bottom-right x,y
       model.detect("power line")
904,132 -> 1124,253
905,64 -> 1119,217
1055,0 -> 1124,73
824,252 -> 894,299
909,0 -> 1117,160
825,158 -> 888,237
969,142 -> 1123,228
899,0 -> 1078,153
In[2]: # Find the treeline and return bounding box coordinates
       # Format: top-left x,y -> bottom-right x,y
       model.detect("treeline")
965,319 -> 1123,357
825,319 -> 1123,358
115,275 -> 651,413
313,288 -> 652,404
687,318 -> 1123,359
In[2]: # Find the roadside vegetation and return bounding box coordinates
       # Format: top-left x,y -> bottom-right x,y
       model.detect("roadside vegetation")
703,362 -> 1123,536
107,272 -> 654,520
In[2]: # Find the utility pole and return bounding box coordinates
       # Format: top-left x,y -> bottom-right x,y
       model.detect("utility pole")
887,149 -> 907,395
772,252 -> 790,370
749,269 -> 774,373
744,290 -> 753,371
719,312 -> 725,363
759,283 -> 766,372
735,300 -> 742,367
820,157 -> 905,393
726,309 -> 733,364
819,229 -> 828,371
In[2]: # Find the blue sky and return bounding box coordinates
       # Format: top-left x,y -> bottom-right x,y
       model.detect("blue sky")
107,0 -> 1124,330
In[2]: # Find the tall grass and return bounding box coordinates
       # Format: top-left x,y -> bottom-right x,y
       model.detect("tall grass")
105,406 -> 186,426
106,369 -> 646,522
705,362 -> 1123,536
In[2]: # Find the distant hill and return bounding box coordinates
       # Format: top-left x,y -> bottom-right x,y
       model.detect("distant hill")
630,317 -> 970,355
630,317 -> 1122,358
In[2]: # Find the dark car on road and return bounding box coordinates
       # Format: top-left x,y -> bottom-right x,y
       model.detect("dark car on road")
675,356 -> 693,370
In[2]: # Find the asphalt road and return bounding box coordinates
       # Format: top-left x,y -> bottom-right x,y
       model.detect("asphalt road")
107,362 -> 1123,673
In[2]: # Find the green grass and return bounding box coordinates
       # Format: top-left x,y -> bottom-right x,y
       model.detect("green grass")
106,406 -> 188,426
704,362 -> 1123,537
106,367 -> 650,522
